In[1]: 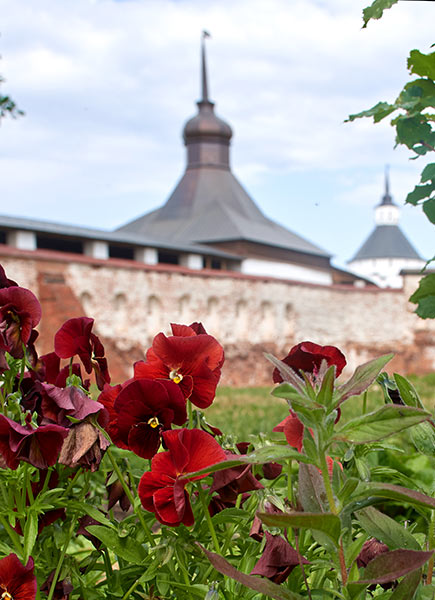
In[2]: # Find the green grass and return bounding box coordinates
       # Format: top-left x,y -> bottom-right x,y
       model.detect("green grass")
206,373 -> 435,439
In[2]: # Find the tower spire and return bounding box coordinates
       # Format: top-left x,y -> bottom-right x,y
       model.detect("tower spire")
381,164 -> 393,205
201,30 -> 211,103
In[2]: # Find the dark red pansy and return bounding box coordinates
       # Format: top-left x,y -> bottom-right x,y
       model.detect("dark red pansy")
107,378 -> 187,459
38,383 -> 107,427
251,532 -> 309,584
134,326 -> 224,409
273,411 -> 305,452
0,553 -> 37,600
273,341 -> 346,383
0,415 -> 68,470
0,286 -> 42,358
138,428 -> 226,527
54,317 -> 110,390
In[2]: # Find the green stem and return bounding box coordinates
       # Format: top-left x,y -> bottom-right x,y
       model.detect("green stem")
47,516 -> 78,600
427,510 -> 435,584
187,400 -> 194,428
362,391 -> 368,415
319,453 -> 338,515
286,459 -> 293,506
121,579 -> 142,600
106,447 -> 155,546
196,483 -> 221,554
0,515 -> 23,556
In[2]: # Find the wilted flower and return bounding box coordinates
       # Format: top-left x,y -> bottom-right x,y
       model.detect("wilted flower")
250,532 -> 309,584
138,428 -> 226,527
58,418 -> 110,471
356,538 -> 389,569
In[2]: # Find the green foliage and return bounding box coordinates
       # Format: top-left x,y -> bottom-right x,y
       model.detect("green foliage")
362,0 -> 399,28
0,75 -> 24,121
410,273 -> 435,318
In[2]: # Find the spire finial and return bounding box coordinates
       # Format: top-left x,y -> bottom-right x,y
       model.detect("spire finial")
201,30 -> 211,102
385,164 -> 390,197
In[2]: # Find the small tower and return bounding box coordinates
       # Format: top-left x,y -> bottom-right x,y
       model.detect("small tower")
348,168 -> 425,288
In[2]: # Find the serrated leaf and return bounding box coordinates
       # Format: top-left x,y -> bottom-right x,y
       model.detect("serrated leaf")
198,544 -> 305,600
409,273 -> 435,319
356,506 -> 420,550
408,50 -> 435,81
359,549 -> 431,585
423,197 -> 435,224
406,182 -> 435,205
258,511 -> 341,546
334,405 -> 430,444
353,482 -> 435,510
362,0 -> 399,27
336,354 -> 393,405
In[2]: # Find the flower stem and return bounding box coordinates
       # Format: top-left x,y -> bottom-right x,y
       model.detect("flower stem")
427,509 -> 435,584
106,446 -> 155,546
196,483 -> 221,554
319,453 -> 338,515
47,516 -> 78,600
187,400 -> 194,428
286,459 -> 293,506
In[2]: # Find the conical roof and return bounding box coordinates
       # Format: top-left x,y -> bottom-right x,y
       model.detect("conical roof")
350,225 -> 422,261
117,35 -> 330,259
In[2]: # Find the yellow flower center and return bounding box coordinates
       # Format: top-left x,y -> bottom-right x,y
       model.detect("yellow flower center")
169,370 -> 183,384
147,416 -> 160,429
0,586 -> 13,600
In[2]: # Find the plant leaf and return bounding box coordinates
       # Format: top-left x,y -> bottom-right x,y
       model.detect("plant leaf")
411,421 -> 435,456
335,354 -> 394,405
258,511 -> 341,546
23,510 -> 38,563
359,549 -> 432,585
409,273 -> 435,319
356,506 -> 420,550
362,0 -> 399,28
388,569 -> 421,600
334,405 -> 430,444
408,50 -> 435,81
264,353 -> 304,393
298,463 -> 328,513
86,525 -> 147,564
353,482 -> 435,510
393,373 -> 424,409
198,544 -> 305,600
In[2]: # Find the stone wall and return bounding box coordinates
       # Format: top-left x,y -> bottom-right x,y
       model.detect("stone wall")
1,246 -> 434,386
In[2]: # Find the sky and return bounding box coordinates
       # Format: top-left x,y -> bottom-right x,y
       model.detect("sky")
1,0 -> 434,269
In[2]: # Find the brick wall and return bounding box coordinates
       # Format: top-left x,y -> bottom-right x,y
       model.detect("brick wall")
1,246 -> 434,386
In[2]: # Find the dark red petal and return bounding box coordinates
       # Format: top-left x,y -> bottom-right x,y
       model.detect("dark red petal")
152,332 -> 224,374
169,429 -> 226,478
128,422 -> 162,459
39,352 -> 61,384
188,363 -> 219,409
161,429 -> 190,474
0,287 -> 42,343
153,486 -> 182,526
22,425 -> 69,469
54,317 -> 94,372
0,554 -> 36,600
170,323 -> 197,337
282,415 -> 305,452
134,357 -> 169,380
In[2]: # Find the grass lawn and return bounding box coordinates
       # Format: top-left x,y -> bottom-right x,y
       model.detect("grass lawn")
206,373 -> 435,439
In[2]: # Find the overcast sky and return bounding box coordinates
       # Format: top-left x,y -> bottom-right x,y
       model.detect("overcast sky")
1,0 -> 434,268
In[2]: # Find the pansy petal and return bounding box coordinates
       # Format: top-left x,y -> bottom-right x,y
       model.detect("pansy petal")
153,486 -> 182,526
128,422 -> 161,459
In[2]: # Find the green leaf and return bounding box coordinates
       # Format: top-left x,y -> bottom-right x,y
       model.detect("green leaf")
408,50 -> 435,81
198,544 -> 305,600
181,445 -> 313,479
362,0 -> 399,28
409,273 -> 435,319
86,525 -> 147,564
393,373 -> 424,409
23,511 -> 38,563
68,502 -> 114,528
258,511 -> 341,546
317,365 -> 335,407
356,506 -> 420,550
388,569 -> 421,600
359,549 -> 431,585
406,182 -> 435,206
264,353 -> 305,393
421,163 -> 435,183
347,101 -> 395,123
411,421 -> 435,456
335,354 -> 394,405
395,117 -> 432,150
334,405 -> 430,444
353,482 -> 435,510
423,197 -> 435,224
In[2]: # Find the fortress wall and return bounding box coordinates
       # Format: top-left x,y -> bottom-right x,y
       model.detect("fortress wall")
1,248 -> 434,386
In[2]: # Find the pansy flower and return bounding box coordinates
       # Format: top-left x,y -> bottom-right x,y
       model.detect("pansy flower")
54,317 -> 110,390
0,265 -> 17,288
138,428 -> 226,526
0,286 -> 42,358
273,411 -> 305,452
100,378 -> 187,459
134,323 -> 224,409
0,553 -> 37,600
273,341 -> 346,383
0,415 -> 68,470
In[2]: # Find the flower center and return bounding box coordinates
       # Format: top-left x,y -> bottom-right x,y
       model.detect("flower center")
0,584 -> 13,600
169,370 -> 183,384
147,416 -> 160,429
